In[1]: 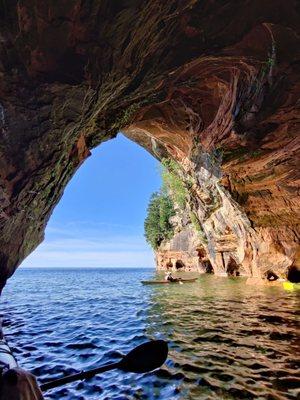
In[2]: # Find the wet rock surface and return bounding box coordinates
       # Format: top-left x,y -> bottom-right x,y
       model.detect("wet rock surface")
0,1 -> 299,286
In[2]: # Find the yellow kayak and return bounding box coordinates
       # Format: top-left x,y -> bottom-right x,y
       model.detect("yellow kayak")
283,282 -> 296,291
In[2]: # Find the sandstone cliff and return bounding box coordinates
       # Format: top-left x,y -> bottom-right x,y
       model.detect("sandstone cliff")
0,0 -> 299,290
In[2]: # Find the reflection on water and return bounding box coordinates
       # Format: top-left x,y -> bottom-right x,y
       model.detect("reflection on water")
146,274 -> 300,399
1,268 -> 299,399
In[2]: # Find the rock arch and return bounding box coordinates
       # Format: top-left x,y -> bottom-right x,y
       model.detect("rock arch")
0,1 -> 299,291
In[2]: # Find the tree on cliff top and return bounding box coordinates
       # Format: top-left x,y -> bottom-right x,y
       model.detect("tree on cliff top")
144,192 -> 175,249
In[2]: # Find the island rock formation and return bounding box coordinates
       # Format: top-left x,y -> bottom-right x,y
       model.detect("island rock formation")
0,0 -> 299,290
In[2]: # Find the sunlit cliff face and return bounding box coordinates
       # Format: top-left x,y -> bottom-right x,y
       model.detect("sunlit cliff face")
0,1 -> 299,290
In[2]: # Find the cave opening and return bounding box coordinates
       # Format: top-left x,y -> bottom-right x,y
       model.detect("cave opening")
265,270 -> 279,281
287,265 -> 300,283
175,260 -> 185,270
197,248 -> 206,260
226,257 -> 240,277
21,134 -> 161,269
166,262 -> 173,270
203,260 -> 214,274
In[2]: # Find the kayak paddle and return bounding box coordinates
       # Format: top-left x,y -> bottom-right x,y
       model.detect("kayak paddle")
40,340 -> 168,391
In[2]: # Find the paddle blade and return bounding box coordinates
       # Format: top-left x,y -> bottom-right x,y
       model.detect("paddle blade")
118,340 -> 168,373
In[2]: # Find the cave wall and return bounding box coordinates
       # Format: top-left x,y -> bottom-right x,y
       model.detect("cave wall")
123,2 -> 300,279
0,0 -> 299,289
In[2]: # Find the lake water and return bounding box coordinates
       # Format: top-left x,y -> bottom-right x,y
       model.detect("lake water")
1,268 -> 299,399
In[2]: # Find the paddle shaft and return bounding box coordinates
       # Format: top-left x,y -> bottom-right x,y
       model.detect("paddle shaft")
40,339 -> 168,392
40,361 -> 121,391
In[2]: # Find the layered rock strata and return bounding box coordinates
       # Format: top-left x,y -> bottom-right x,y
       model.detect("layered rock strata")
0,0 -> 299,290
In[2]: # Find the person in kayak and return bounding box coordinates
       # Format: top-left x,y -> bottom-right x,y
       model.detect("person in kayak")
0,368 -> 44,400
165,272 -> 178,282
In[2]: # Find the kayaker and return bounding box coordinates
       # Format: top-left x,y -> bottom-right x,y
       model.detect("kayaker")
165,272 -> 177,282
0,368 -> 44,400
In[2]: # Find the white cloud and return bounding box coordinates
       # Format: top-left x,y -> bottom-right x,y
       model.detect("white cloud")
21,221 -> 155,269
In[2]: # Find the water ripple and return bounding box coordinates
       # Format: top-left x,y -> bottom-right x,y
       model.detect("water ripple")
1,268 -> 299,399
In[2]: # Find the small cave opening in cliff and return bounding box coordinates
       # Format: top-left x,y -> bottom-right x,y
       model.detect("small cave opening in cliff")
226,257 -> 240,277
197,248 -> 206,260
175,260 -> 185,270
21,133 -> 161,269
166,262 -> 173,270
203,260 -> 214,274
265,270 -> 279,281
287,265 -> 300,283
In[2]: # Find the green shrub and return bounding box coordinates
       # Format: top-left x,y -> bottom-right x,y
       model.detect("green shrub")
144,192 -> 175,249
161,159 -> 188,209
189,211 -> 202,232
189,211 -> 208,243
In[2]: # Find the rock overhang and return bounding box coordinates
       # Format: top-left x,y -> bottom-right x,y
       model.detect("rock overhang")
0,0 -> 299,289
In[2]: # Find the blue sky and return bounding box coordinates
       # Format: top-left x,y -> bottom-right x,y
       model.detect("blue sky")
21,134 -> 161,268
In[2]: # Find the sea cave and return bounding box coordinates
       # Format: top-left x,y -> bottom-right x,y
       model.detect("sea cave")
0,0 -> 299,289
0,1 -> 299,398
